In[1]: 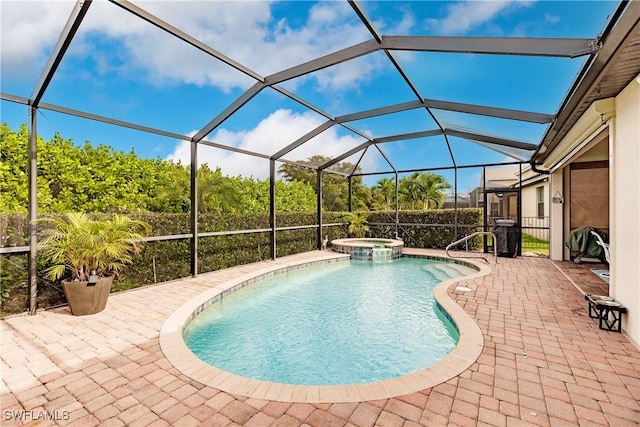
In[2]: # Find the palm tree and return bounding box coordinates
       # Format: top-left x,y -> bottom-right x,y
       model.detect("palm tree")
347,213 -> 369,238
399,172 -> 451,210
399,173 -> 422,209
39,213 -> 150,281
419,173 -> 451,209
372,177 -> 396,210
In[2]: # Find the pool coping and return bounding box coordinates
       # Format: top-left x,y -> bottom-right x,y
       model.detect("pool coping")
159,249 -> 490,403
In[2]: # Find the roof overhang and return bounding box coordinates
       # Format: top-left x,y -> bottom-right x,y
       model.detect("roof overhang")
534,0 -> 640,165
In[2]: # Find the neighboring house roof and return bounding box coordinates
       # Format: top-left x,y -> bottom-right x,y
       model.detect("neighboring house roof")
443,194 -> 470,208
534,1 -> 640,163
482,166 -> 519,188
511,173 -> 548,189
444,194 -> 470,203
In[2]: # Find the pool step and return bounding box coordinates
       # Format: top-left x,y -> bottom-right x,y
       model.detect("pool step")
444,262 -> 477,276
432,263 -> 476,279
423,264 -> 452,282
423,262 -> 477,282
426,263 -> 463,281
433,263 -> 463,279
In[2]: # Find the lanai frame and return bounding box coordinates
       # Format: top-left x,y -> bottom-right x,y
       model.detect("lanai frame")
3,0 -> 628,315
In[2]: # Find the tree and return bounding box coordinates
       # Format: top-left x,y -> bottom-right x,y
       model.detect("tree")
420,172 -> 451,209
346,213 -> 369,238
0,123 -> 320,215
278,156 -> 369,211
398,172 -> 451,210
0,123 -> 29,212
399,173 -> 422,210
372,177 -> 396,210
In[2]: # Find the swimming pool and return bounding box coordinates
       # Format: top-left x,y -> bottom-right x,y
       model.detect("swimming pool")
183,257 -> 476,385
160,250 -> 488,402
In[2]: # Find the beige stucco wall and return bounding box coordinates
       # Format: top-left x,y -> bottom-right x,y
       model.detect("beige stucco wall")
576,137 -> 608,163
611,76 -> 640,346
483,166 -> 518,188
520,180 -> 549,241
544,75 -> 639,346
549,170 -> 564,260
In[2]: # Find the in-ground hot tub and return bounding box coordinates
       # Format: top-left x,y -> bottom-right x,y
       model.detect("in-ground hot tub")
331,237 -> 404,261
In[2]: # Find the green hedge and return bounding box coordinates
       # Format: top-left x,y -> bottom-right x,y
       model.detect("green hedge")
366,209 -> 484,248
0,209 -> 482,316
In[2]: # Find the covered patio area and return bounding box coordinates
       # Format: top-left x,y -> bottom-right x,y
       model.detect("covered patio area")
2,251 -> 638,426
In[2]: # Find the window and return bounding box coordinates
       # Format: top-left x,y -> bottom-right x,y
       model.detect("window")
490,202 -> 500,217
537,186 -> 545,218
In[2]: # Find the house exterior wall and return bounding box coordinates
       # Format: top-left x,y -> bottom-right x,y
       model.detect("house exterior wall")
544,76 -> 640,347
570,140 -> 610,234
545,104 -> 611,262
483,166 -> 518,189
611,75 -> 640,346
521,180 -> 549,241
549,170 -> 564,260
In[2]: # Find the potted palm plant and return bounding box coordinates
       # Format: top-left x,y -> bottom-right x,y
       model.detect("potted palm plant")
347,213 -> 369,238
39,213 -> 150,315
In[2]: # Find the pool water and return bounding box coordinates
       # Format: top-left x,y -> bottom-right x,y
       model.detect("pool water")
183,258 -> 475,385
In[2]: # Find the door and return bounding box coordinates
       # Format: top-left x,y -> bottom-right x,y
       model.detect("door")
570,161 -> 609,235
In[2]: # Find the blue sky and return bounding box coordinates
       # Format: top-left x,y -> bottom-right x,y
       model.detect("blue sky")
1,0 -> 618,191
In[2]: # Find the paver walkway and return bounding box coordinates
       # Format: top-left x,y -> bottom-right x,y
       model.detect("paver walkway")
2,251 -> 639,426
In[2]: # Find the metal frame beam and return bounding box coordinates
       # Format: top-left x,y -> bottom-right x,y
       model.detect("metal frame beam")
39,102 -> 188,141
336,100 -> 424,123
270,160 -> 277,260
109,0 -> 264,82
193,82 -> 264,143
190,141 -> 198,277
536,0 -> 640,161
271,85 -> 374,143
265,39 -> 379,85
5,95 -> 276,161
382,35 -> 599,58
424,99 -> 554,124
336,98 -> 553,125
376,130 -> 442,144
467,140 -> 534,161
348,1 -> 381,43
25,0 -> 92,315
271,120 -> 334,160
28,108 -> 38,315
446,130 -> 538,150
31,0 -> 92,107
319,142 -> 372,171
352,161 -> 526,177
316,171 -> 323,250
1,93 -> 28,104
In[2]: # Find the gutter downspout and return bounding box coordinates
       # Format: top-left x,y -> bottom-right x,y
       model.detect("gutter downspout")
530,160 -> 551,175
530,129 -> 551,175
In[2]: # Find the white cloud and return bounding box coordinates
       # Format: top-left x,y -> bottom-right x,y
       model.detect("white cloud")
0,1 -> 78,80
544,12 -> 560,25
1,0 -> 382,91
425,0 -> 535,35
166,109 -> 374,179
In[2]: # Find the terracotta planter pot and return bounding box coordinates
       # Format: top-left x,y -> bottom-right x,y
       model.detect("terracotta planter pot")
62,276 -> 114,315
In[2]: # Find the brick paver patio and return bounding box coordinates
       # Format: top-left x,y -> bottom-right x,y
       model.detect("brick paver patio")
2,251 -> 639,426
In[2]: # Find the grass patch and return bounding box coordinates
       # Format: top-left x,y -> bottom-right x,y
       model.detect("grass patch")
521,234 -> 549,255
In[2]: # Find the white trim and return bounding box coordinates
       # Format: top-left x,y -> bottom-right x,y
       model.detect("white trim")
543,98 -> 615,169
549,124 -> 608,172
